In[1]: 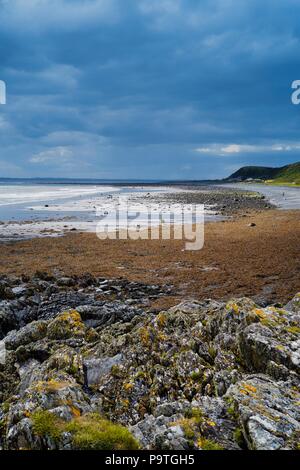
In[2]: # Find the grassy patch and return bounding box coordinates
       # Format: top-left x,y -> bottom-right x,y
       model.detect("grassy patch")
32,410 -> 63,442
197,437 -> 224,450
32,410 -> 139,450
65,413 -> 140,450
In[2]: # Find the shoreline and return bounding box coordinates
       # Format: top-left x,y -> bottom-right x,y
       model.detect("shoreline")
0,184 -> 274,242
0,189 -> 299,452
0,184 -> 299,307
0,209 -> 299,307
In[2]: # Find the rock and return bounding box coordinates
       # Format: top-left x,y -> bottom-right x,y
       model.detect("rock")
4,372 -> 92,450
17,359 -> 41,394
0,305 -> 17,339
0,283 -> 15,300
44,346 -> 84,383
76,303 -> 143,329
0,276 -> 299,450
225,375 -> 300,450
0,340 -> 6,365
14,338 -> 53,364
131,413 -> 189,450
238,307 -> 300,376
5,321 -> 48,350
56,277 -> 76,287
83,354 -> 123,387
285,293 -> 300,314
11,286 -> 29,297
47,310 -> 85,340
247,418 -> 284,450
131,397 -> 239,450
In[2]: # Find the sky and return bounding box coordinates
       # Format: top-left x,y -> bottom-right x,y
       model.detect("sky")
1,0 -> 300,180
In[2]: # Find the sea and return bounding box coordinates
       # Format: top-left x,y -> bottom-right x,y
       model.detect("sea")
0,179 -> 299,241
0,178 -> 166,222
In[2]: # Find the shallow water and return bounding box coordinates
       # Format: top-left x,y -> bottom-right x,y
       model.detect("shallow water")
0,184 -> 213,241
0,181 -> 297,241
221,183 -> 300,210
0,184 -> 120,221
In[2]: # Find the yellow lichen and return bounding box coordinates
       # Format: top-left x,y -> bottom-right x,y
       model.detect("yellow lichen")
139,326 -> 151,347
206,419 -> 216,427
240,383 -> 257,396
253,308 -> 267,320
285,326 -> 300,335
33,379 -> 71,393
47,310 -> 85,340
70,405 -> 81,418
156,313 -> 167,328
226,302 -> 240,315
123,382 -> 134,392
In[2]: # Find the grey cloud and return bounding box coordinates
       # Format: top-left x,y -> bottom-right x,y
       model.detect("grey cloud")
0,0 -> 300,178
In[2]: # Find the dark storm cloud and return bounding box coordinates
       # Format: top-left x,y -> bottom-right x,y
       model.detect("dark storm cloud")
0,0 -> 300,178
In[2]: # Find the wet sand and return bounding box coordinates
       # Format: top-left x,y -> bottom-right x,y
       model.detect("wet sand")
0,209 -> 299,309
0,184 -> 270,241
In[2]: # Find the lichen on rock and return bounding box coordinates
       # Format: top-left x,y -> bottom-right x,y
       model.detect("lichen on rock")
0,274 -> 299,450
47,310 -> 85,340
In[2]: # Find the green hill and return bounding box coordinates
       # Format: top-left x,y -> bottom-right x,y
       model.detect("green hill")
227,162 -> 300,186
273,162 -> 300,185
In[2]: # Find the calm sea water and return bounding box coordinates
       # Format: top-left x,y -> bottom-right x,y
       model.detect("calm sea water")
0,179 -> 299,223
222,183 -> 300,210
0,180 -> 168,222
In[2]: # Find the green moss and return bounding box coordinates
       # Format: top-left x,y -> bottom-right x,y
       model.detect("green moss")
134,370 -> 147,380
65,413 -> 140,450
1,402 -> 10,414
179,419 -> 196,440
179,408 -> 204,440
234,428 -> 245,447
0,418 -> 6,435
111,364 -> 122,377
198,438 -> 224,450
208,345 -> 217,361
285,326 -> 300,335
225,397 -> 239,420
191,371 -> 202,382
85,328 -> 99,343
185,408 -> 203,422
227,405 -> 236,417
32,410 -> 63,442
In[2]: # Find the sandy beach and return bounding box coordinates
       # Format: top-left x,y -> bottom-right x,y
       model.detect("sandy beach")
1,183 -> 299,309
0,182 -> 277,241
1,208 -> 299,308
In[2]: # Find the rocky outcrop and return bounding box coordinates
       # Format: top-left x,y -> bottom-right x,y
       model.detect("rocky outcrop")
225,376 -> 300,450
0,274 -> 299,450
